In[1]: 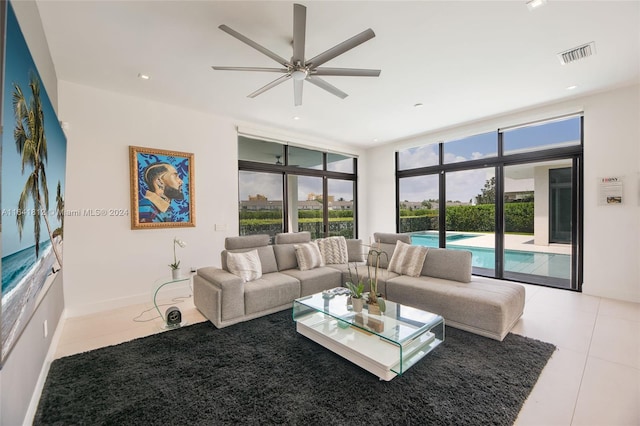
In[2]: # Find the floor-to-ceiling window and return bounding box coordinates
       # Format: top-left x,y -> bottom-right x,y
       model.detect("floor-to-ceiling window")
502,159 -> 574,286
238,135 -> 358,240
446,167 -> 497,277
396,115 -> 583,290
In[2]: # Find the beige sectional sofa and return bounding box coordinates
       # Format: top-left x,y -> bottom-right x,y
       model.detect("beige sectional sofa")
194,231 -> 525,341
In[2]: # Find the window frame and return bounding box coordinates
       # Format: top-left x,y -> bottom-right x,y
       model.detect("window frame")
396,115 -> 584,291
238,139 -> 358,239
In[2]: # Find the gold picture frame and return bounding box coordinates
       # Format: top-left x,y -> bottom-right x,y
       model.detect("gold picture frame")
129,146 -> 195,229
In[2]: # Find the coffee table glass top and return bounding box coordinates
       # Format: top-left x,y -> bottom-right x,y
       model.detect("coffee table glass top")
293,292 -> 442,346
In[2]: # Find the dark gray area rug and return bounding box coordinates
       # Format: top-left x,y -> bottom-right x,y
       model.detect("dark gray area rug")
35,310 -> 555,425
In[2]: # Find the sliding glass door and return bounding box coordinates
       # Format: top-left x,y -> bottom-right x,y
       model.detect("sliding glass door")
445,168 -> 496,277
503,160 -> 573,288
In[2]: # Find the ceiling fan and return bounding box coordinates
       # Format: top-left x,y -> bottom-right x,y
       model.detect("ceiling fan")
212,3 -> 380,106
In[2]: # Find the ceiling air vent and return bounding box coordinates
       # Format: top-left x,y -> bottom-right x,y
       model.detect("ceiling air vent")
557,42 -> 596,65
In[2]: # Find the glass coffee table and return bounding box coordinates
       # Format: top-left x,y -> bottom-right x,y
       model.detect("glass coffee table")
293,292 -> 444,381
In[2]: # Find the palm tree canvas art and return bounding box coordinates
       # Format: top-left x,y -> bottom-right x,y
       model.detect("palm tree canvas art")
1,3 -> 67,365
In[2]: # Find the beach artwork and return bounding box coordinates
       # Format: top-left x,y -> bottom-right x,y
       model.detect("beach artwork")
129,146 -> 195,230
1,3 -> 67,365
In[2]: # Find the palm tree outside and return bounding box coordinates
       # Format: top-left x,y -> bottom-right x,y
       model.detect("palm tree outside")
12,72 -> 63,267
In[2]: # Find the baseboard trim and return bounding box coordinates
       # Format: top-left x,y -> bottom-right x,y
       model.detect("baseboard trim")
22,309 -> 69,426
65,278 -> 193,318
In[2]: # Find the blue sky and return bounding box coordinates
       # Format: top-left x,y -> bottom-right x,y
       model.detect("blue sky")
2,4 -> 67,257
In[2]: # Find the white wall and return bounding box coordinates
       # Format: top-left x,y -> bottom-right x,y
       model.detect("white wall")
57,81 -> 363,315
364,84 -> 640,303
581,86 -> 639,302
58,81 -> 239,315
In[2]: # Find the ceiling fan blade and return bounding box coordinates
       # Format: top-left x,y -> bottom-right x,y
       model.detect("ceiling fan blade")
212,66 -> 288,73
219,24 -> 290,67
313,67 -> 381,77
306,76 -> 348,99
248,74 -> 292,98
306,28 -> 375,68
292,4 -> 306,64
294,79 -> 303,106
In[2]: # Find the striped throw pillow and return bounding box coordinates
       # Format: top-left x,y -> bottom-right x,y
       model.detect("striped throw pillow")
294,242 -> 324,271
387,240 -> 429,277
316,236 -> 349,264
226,250 -> 262,282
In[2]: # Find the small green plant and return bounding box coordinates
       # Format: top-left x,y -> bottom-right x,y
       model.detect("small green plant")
346,263 -> 365,298
345,281 -> 364,299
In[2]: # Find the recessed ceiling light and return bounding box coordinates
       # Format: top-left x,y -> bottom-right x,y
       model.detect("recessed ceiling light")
414,103 -> 424,108
567,85 -> 578,90
137,73 -> 151,80
526,0 -> 547,10
373,138 -> 379,142
293,116 -> 301,120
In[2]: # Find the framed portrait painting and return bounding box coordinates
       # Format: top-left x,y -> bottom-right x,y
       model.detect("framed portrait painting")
129,146 -> 195,229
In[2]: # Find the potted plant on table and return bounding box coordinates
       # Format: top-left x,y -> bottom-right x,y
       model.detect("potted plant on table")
346,263 -> 365,313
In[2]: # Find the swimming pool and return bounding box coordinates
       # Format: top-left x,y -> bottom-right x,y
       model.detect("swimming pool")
411,231 -> 476,245
411,233 -> 571,280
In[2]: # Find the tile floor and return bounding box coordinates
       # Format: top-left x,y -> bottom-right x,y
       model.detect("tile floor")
53,283 -> 640,425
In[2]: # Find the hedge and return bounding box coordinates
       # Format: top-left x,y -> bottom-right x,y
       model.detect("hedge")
399,202 -> 534,234
240,202 -> 534,237
240,217 -> 354,239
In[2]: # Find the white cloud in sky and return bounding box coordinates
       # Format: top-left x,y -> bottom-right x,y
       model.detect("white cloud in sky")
399,146 -> 495,203
398,145 -> 439,170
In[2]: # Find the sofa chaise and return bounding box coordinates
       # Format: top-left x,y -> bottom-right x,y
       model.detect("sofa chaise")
368,232 -> 525,341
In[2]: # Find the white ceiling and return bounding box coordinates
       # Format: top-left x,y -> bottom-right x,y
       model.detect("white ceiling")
35,1 -> 639,148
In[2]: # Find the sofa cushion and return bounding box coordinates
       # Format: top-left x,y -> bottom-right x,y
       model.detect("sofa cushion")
275,231 -> 311,244
243,272 -> 301,315
346,239 -> 365,262
325,262 -> 367,286
226,250 -> 262,282
294,242 -> 324,271
273,244 -> 298,271
388,241 -> 429,277
225,234 -> 270,250
421,248 -> 472,283
280,266 -> 342,297
369,233 -> 412,269
316,236 -> 349,264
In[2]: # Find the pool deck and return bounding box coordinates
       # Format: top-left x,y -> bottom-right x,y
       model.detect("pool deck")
444,232 -> 571,255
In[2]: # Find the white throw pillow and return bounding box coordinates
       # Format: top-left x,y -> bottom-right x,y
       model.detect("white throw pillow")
226,250 -> 262,282
294,242 -> 324,271
316,236 -> 349,264
387,240 -> 429,277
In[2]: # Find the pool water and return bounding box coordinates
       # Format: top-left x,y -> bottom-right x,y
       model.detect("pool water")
411,231 -> 476,245
411,233 -> 570,280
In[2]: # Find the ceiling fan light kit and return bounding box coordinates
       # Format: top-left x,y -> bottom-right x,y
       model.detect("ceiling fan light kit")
212,3 -> 380,106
